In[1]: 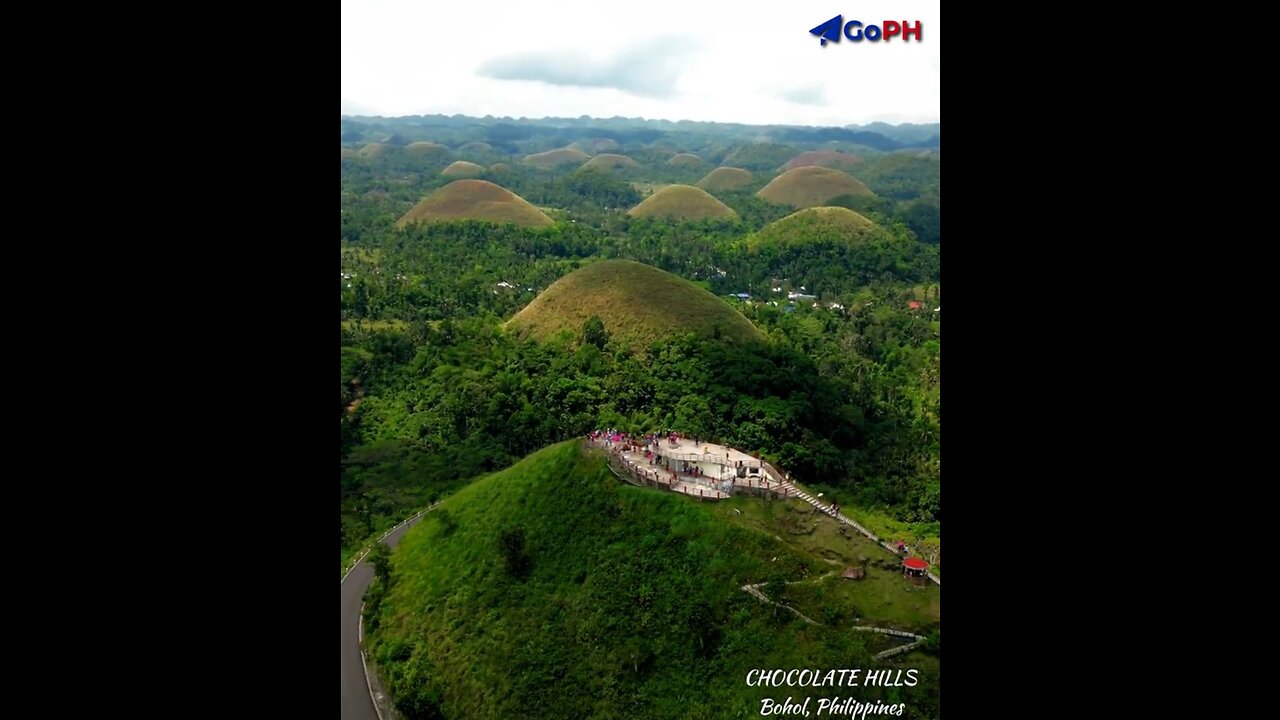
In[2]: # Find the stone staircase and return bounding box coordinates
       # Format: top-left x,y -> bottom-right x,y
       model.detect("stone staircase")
762,468 -> 941,587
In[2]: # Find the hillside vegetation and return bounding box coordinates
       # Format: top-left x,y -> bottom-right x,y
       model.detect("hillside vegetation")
757,166 -> 874,208
368,442 -> 938,720
523,147 -> 591,168
396,180 -> 553,228
506,259 -> 763,348
696,167 -> 754,192
626,184 -> 738,221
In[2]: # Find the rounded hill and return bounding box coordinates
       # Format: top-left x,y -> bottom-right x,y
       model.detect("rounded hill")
367,441 -> 932,719
780,151 -> 864,172
626,185 -> 738,221
396,180 -> 553,228
405,141 -> 449,156
456,141 -> 494,153
523,147 -> 591,168
359,142 -> 391,158
667,153 -> 703,167
696,167 -> 754,192
580,154 -> 639,173
756,166 -> 874,208
441,160 -> 486,178
748,207 -> 883,251
506,260 -> 763,348
588,138 -> 620,152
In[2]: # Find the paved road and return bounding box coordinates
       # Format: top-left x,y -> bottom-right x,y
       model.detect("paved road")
341,513 -> 426,720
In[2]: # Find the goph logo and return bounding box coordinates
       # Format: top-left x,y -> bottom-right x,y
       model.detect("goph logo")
809,14 -> 923,46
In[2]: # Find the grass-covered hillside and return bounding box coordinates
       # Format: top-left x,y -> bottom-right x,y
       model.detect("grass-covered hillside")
368,442 -> 939,720
505,259 -> 763,349
396,180 -> 554,228
748,206 -> 882,251
757,166 -> 875,208
626,184 -> 738,221
695,166 -> 755,192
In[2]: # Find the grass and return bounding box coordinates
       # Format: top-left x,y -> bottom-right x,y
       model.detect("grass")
747,206 -> 882,252
369,442 -> 937,720
580,154 -> 639,172
440,161 -> 485,178
695,167 -> 754,192
781,150 -> 865,172
716,495 -> 940,629
405,141 -> 448,155
396,180 -> 554,228
666,152 -> 703,166
359,143 -> 391,158
757,166 -> 874,208
522,147 -> 590,168
505,259 -> 764,349
836,504 -> 941,573
626,184 -> 738,221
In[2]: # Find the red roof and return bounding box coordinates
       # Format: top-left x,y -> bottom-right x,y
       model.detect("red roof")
907,301 -> 923,309
903,557 -> 929,570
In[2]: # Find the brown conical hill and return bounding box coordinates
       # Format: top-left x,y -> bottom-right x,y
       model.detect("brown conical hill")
747,206 -> 883,252
523,147 -> 591,168
506,260 -> 764,349
588,138 -> 620,152
405,141 -> 449,156
696,167 -> 754,192
396,180 -> 553,228
579,154 -> 640,173
441,161 -> 486,178
626,185 -> 737,221
359,143 -> 391,158
780,151 -> 864,172
756,166 -> 874,208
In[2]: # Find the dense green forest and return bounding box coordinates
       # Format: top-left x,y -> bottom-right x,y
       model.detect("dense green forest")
340,115 -> 940,568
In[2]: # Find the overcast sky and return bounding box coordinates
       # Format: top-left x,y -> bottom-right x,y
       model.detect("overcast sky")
341,0 -> 939,127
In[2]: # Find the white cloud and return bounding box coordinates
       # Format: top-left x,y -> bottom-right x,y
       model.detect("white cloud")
340,0 -> 940,125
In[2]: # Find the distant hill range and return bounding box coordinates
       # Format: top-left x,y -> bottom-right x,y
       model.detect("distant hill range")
340,114 -> 939,152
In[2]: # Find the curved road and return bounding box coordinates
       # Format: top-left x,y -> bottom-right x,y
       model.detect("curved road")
341,512 -> 427,720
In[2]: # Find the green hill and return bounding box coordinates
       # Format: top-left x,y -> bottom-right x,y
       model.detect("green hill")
720,143 -> 797,171
757,166 -> 874,208
579,153 -> 640,173
368,441 -> 939,720
396,180 -> 553,228
626,184 -> 737,221
440,160 -> 486,178
666,152 -> 703,167
780,150 -> 864,172
748,206 -> 883,251
506,259 -> 762,348
588,138 -> 620,152
359,142 -> 391,158
405,141 -> 449,157
695,167 -> 754,192
523,147 -> 591,168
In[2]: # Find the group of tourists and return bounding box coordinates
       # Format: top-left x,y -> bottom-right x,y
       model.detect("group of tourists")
590,427 -> 736,499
